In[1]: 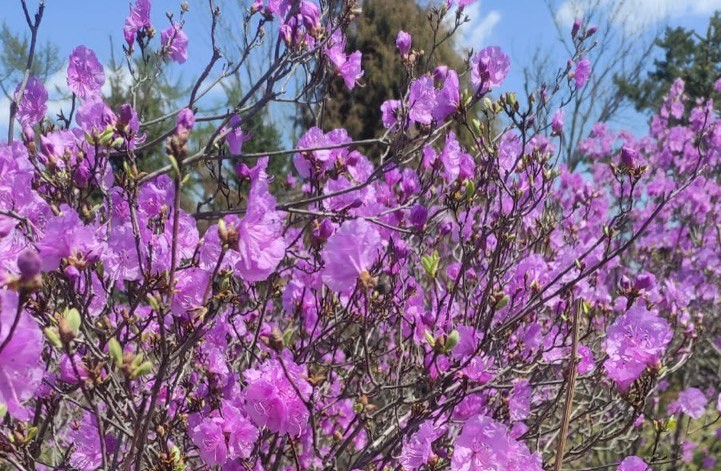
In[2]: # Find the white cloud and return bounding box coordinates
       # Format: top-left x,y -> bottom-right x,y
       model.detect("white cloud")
556,0 -> 721,31
457,2 -> 502,51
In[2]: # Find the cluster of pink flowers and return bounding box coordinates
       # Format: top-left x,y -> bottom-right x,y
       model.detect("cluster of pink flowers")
3,1 -> 721,470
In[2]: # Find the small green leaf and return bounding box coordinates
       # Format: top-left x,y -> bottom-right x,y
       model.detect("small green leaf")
64,308 -> 81,335
470,118 -> 482,136
421,251 -> 440,278
147,294 -> 160,312
130,352 -> 145,370
464,180 -> 475,200
97,127 -> 115,146
495,294 -> 510,310
44,327 -> 62,348
444,330 -> 460,352
167,155 -> 181,178
108,337 -> 123,366
424,329 -> 435,347
665,415 -> 677,432
132,361 -> 154,379
0,403 -> 7,420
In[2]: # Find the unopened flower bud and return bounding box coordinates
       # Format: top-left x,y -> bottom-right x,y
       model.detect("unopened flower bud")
17,249 -> 41,280
571,18 -> 582,39
396,30 -> 411,56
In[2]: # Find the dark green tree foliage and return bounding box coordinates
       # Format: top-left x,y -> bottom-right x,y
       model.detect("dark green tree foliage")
616,12 -> 721,114
312,0 -> 465,141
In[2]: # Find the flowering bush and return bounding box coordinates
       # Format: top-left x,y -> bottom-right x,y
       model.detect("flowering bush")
2,0 -> 721,470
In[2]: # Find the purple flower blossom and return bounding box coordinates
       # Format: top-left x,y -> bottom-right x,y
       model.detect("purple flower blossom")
433,69 -> 460,121
322,218 -> 382,294
176,107 -> 195,133
189,401 -> 258,466
617,456 -> 651,471
15,76 -> 47,127
67,46 -> 105,100
604,306 -> 672,391
161,23 -> 189,64
16,249 -> 40,280
243,358 -> 312,436
76,98 -> 117,134
670,387 -> 707,419
396,30 -> 412,55
400,421 -> 443,470
440,131 -> 471,183
189,416 -> 226,465
0,290 -> 42,420
451,415 -> 542,471
470,46 -> 511,94
300,0 -> 321,31
551,108 -> 564,135
571,18 -> 582,39
339,50 -> 364,89
381,99 -> 402,130
620,146 -> 638,167
223,115 -> 252,154
123,0 -> 152,46
509,379 -> 531,421
37,204 -> 104,272
233,158 -> 286,282
69,412 -> 106,470
408,75 -> 437,125
574,58 -> 592,88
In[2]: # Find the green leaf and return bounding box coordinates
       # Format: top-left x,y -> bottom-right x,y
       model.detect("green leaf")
44,327 -> 62,348
424,329 -> 435,347
132,361 -> 154,379
64,308 -> 81,335
494,294 -> 510,310
108,337 -> 123,366
421,251 -> 440,278
130,352 -> 145,370
167,155 -> 181,178
444,330 -> 460,352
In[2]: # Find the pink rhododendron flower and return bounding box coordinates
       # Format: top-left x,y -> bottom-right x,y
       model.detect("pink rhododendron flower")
189,400 -> 258,466
400,421 -> 444,470
15,76 -> 47,127
339,50 -> 364,89
322,218 -> 382,294
451,415 -> 542,471
223,115 -> 252,154
231,157 -> 286,282
509,379 -> 531,421
37,204 -> 104,272
471,46 -> 510,94
67,46 -> 105,99
68,412 -> 116,470
0,290 -> 42,420
176,107 -> 195,133
162,22 -> 188,64
408,75 -> 437,125
574,57 -> 592,88
381,99 -> 402,130
123,0 -> 152,46
551,108 -> 564,135
396,30 -> 411,55
604,306 -> 672,391
243,358 -> 312,436
669,387 -> 707,419
617,456 -> 651,471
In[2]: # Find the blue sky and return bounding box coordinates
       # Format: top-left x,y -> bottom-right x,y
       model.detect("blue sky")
1,0 -> 721,136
